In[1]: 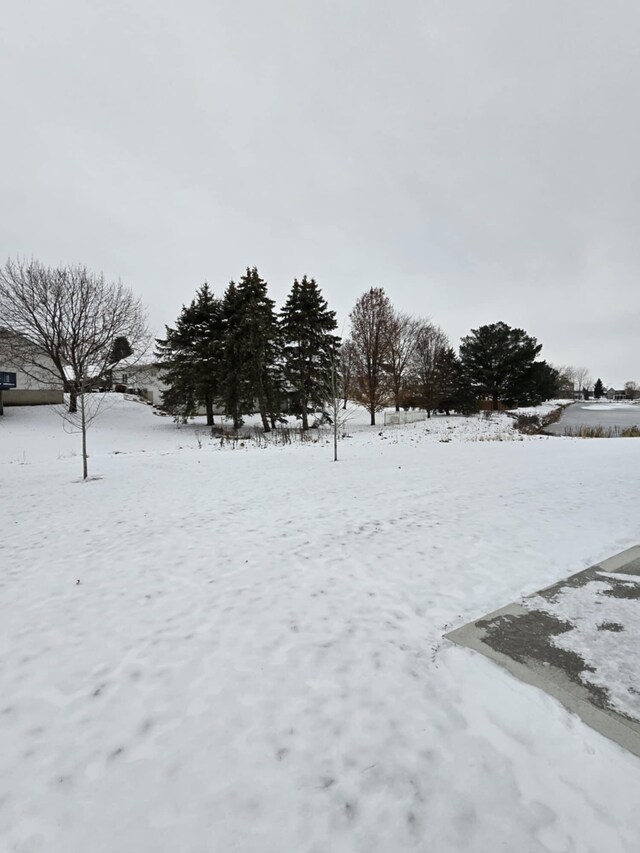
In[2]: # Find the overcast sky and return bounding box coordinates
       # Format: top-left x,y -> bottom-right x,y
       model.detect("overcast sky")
1,0 -> 638,385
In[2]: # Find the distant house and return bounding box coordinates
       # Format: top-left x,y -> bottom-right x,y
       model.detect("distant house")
606,387 -> 627,401
114,362 -> 225,416
115,362 -> 167,407
0,330 -> 64,410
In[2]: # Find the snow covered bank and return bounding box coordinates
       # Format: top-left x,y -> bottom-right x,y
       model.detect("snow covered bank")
1,399 -> 639,852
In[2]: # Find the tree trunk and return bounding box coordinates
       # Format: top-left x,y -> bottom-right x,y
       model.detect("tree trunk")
301,409 -> 309,431
370,407 -> 376,426
68,385 -> 78,414
80,391 -> 88,480
259,404 -> 271,432
492,392 -> 499,411
205,397 -> 214,427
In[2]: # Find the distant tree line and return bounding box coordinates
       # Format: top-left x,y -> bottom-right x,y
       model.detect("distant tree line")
157,273 -> 566,429
344,287 -> 560,425
553,368 -> 640,401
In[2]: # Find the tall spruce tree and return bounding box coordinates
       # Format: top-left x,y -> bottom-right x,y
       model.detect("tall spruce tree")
594,378 -> 604,399
156,283 -> 223,425
280,276 -> 340,429
222,267 -> 282,432
433,346 -> 464,415
220,281 -> 244,429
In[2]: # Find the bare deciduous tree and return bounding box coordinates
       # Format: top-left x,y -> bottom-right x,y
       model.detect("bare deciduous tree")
571,366 -> 592,397
551,365 -> 576,399
386,309 -> 419,411
410,321 -> 449,417
348,287 -> 393,426
0,258 -> 149,479
624,380 -> 639,400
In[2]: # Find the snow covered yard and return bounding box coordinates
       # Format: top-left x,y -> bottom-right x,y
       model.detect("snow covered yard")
1,398 -> 640,853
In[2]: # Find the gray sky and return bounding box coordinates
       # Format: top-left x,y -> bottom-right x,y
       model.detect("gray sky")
2,0 -> 639,386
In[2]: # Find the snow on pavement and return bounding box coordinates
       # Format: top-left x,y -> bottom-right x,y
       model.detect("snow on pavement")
1,398 -> 639,852
528,574 -> 640,721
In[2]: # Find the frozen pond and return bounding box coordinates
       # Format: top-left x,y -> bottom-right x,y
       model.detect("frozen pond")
547,402 -> 640,435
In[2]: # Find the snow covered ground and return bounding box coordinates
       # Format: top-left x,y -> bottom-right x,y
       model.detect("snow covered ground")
507,399 -> 573,418
1,397 -> 640,853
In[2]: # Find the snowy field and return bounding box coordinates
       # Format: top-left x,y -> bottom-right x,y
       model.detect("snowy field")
1,397 -> 640,853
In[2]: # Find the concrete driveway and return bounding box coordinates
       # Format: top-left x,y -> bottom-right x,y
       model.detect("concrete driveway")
546,401 -> 640,435
446,546 -> 640,758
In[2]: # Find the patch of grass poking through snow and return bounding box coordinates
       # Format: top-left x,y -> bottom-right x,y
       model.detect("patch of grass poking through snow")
467,433 -> 524,442
563,424 -> 640,438
208,424 -> 333,450
512,404 -> 570,436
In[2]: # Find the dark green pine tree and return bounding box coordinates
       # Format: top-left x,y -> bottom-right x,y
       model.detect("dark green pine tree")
517,361 -> 560,406
155,283 -> 223,425
103,336 -> 133,390
459,322 -> 544,410
594,378 -> 604,399
220,281 -> 244,429
280,276 -> 341,430
433,346 -> 464,415
222,268 -> 282,432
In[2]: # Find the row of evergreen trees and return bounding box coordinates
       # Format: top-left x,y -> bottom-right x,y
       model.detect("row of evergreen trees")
155,269 -> 340,430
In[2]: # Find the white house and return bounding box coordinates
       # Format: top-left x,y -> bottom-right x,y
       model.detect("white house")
607,387 -> 628,401
0,330 -> 64,410
115,362 -> 225,417
116,362 -> 167,406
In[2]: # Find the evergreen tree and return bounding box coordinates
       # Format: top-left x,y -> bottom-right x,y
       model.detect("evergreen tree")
103,336 -> 133,389
459,322 -> 544,410
110,336 -> 133,364
516,361 -> 559,406
222,267 -> 282,432
594,377 -> 604,399
280,276 -> 340,429
220,281 -> 244,429
433,346 -> 464,415
156,283 -> 223,425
